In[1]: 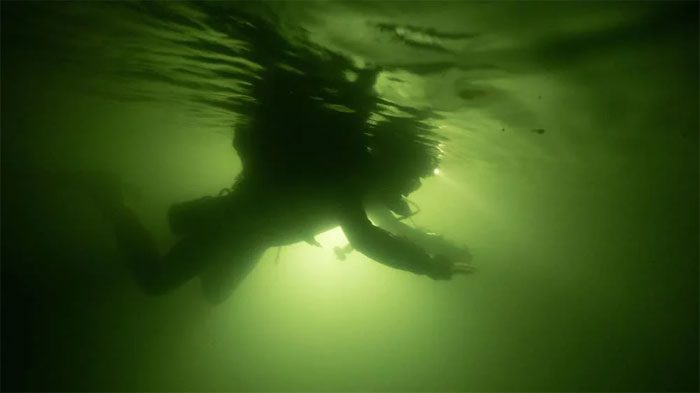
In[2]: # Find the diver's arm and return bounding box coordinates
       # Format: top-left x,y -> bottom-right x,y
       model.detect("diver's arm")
368,205 -> 472,264
338,199 -> 453,279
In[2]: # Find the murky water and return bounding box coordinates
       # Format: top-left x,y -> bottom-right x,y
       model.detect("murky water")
2,2 -> 698,391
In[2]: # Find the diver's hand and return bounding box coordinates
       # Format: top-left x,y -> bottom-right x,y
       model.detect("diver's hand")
429,254 -> 475,280
421,232 -> 473,264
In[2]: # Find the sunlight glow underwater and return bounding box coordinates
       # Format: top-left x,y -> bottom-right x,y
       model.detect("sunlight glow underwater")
1,2 -> 697,391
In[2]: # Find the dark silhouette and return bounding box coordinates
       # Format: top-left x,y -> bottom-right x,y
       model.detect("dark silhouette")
93,3 -> 473,304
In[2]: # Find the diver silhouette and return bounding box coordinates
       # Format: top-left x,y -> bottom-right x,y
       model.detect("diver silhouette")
94,4 -> 473,304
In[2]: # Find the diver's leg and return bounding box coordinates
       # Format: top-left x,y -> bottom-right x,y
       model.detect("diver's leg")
61,170 -> 219,294
106,204 -> 213,294
200,243 -> 264,304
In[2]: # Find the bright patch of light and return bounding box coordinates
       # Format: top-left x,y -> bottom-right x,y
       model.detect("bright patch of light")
374,70 -> 430,107
433,168 -> 441,175
244,225 -> 382,303
343,69 -> 358,82
315,226 -> 349,249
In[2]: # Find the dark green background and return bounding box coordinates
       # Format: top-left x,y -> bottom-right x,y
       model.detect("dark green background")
2,2 -> 698,391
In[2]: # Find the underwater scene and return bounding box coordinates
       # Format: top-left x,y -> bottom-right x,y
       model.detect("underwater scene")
1,2 -> 698,392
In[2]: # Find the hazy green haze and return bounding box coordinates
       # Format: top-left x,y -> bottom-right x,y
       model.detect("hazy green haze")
2,2 -> 698,391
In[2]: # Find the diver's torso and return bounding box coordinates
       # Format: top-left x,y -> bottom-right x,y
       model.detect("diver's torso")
234,178 -> 348,247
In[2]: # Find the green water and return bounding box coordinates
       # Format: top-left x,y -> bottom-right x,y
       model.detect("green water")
2,2 -> 698,391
